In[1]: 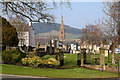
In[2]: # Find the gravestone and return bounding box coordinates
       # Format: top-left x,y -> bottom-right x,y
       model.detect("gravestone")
81,48 -> 87,64
55,48 -> 60,61
99,47 -> 105,70
55,48 -> 64,66
81,53 -> 84,66
77,53 -> 81,66
105,49 -> 108,57
60,51 -> 64,66
105,49 -> 109,63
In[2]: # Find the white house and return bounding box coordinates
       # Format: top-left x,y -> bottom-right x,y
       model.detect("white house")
14,23 -> 36,48
70,42 -> 80,54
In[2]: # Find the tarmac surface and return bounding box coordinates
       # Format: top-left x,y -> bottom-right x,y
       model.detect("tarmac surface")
1,74 -> 120,80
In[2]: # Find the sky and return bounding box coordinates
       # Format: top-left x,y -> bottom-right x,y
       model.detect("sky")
2,2 -> 107,29
53,2 -> 106,29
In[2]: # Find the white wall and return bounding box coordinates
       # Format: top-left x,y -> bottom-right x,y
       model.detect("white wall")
29,27 -> 36,47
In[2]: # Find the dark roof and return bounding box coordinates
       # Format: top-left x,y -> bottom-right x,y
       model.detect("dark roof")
13,24 -> 29,32
36,37 -> 50,45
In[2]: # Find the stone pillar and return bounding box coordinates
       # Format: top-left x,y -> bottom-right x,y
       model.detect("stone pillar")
99,47 -> 105,70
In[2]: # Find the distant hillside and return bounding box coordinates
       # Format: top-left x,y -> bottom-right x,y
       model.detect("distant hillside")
36,30 -> 82,40
32,23 -> 82,35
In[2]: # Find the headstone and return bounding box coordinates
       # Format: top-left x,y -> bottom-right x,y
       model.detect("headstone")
81,53 -> 84,66
99,47 -> 105,70
77,53 -> 81,66
60,52 -> 64,66
55,48 -> 60,61
105,49 -> 108,57
81,48 -> 87,64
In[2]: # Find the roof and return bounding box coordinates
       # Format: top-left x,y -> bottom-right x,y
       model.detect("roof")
36,37 -> 50,45
13,24 -> 30,32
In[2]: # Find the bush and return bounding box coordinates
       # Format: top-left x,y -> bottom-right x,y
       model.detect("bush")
47,58 -> 60,67
41,55 -> 55,60
21,56 -> 60,68
22,56 -> 43,67
2,49 -> 26,64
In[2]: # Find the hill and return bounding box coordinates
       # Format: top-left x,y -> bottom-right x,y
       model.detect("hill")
32,23 -> 82,39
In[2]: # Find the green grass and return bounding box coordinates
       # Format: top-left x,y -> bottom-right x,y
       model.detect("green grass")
84,53 -> 119,66
2,54 -> 119,78
62,54 -> 77,68
2,64 -> 118,78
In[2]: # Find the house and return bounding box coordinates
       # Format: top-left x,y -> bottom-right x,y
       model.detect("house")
70,42 -> 80,54
14,23 -> 36,49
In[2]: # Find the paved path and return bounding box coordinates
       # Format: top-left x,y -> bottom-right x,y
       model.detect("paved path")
1,74 -> 47,78
1,74 -> 120,80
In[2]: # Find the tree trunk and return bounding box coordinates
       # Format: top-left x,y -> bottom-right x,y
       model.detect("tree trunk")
111,50 -> 115,64
92,43 -> 94,54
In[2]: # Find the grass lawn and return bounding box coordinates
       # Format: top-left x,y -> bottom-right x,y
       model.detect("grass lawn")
2,54 -> 119,78
2,64 -> 118,78
62,54 -> 77,68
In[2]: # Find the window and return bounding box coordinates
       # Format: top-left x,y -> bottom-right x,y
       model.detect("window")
61,31 -> 63,34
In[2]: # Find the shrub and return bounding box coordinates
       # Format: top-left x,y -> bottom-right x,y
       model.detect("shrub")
2,50 -> 11,63
22,56 -> 43,67
41,55 -> 55,60
2,49 -> 26,64
21,56 -> 60,68
47,58 -> 60,67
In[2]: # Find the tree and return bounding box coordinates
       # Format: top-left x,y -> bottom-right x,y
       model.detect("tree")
82,24 -> 103,51
2,17 -> 19,47
102,2 -> 119,64
102,38 -> 109,45
1,1 -> 71,22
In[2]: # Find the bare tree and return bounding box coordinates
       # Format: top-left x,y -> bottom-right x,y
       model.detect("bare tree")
82,24 -> 103,51
1,0 -> 71,22
102,2 -> 119,64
